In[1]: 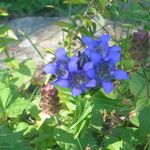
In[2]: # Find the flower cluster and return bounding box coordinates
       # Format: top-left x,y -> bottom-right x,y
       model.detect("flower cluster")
130,30 -> 149,63
40,83 -> 61,115
43,34 -> 128,96
132,30 -> 149,48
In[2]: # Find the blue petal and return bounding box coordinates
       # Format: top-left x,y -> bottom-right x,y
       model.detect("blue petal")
82,36 -> 95,48
61,71 -> 69,79
43,63 -> 57,74
114,70 -> 128,80
100,41 -> 109,52
102,81 -> 113,93
68,56 -> 79,73
86,69 -> 96,79
110,46 -> 121,52
86,79 -> 96,87
103,56 -> 109,61
56,79 -> 69,88
100,34 -> 110,42
78,51 -> 90,69
55,48 -> 68,61
83,62 -> 93,71
109,52 -> 121,64
72,88 -> 83,96
91,53 -> 101,64
84,48 -> 91,56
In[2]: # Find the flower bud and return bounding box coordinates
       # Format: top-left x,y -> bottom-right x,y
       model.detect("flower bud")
40,83 -> 61,115
131,30 -> 149,64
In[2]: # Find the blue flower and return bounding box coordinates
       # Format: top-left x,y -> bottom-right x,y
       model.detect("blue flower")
43,34 -> 129,96
55,55 -> 96,96
81,34 -> 128,93
82,34 -> 121,64
43,48 -> 69,79
94,60 -> 128,93
77,51 -> 90,69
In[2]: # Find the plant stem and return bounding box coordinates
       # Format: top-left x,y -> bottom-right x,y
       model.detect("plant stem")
45,74 -> 51,85
143,68 -> 150,103
53,115 -> 61,125
68,4 -> 72,56
77,138 -> 83,150
66,0 -> 93,55
143,137 -> 150,150
56,0 -> 65,44
18,30 -> 44,59
4,48 -> 10,58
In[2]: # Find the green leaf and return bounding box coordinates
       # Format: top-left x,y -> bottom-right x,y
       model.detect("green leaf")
0,83 -> 12,109
98,14 -> 105,27
58,87 -> 76,114
55,126 -> 100,150
130,115 -> 139,127
6,97 -> 30,117
79,128 -> 99,149
129,69 -> 150,109
104,127 -> 137,150
90,108 -> 103,131
138,105 -> 150,138
70,98 -> 93,128
4,57 -> 20,69
0,82 -> 18,109
13,59 -> 36,89
106,140 -> 123,150
90,91 -> 128,130
54,127 -> 80,150
129,72 -> 146,98
77,26 -> 92,36
6,29 -> 18,40
0,125 -> 32,150
56,21 -> 75,30
91,91 -> 127,111
69,98 -> 93,138
0,37 -> 15,48
120,59 -> 134,70
31,122 -> 55,150
135,97 -> 149,110
0,47 -> 5,52
0,9 -> 9,16
0,26 -> 10,36
29,105 -> 41,119
64,0 -> 87,4
0,69 -> 10,84
0,26 -> 17,49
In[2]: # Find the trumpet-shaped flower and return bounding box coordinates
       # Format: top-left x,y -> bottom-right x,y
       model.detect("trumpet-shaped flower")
55,56 -> 96,96
94,60 -> 128,93
82,34 -> 121,64
43,34 -> 128,96
43,48 -> 69,79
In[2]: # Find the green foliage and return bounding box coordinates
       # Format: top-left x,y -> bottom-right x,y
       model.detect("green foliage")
12,59 -> 36,90
64,0 -> 87,4
138,106 -> 150,138
129,69 -> 150,109
1,0 -> 59,15
0,125 -> 32,150
6,97 -> 30,118
107,0 -> 149,28
0,0 -> 84,18
103,127 -> 137,150
0,25 -> 17,53
0,0 -> 150,149
54,127 -> 81,150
